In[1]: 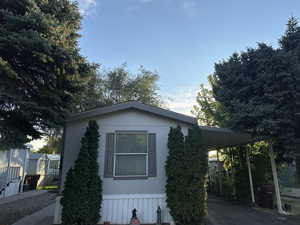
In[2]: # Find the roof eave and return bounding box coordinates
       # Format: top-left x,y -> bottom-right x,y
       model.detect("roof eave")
66,101 -> 197,125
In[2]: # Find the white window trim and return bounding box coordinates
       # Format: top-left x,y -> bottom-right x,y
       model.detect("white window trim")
113,131 -> 148,178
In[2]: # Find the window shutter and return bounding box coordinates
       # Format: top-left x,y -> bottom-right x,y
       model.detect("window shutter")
148,133 -> 157,177
104,133 -> 114,178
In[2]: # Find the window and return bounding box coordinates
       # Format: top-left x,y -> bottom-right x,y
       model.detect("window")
49,160 -> 60,170
114,131 -> 148,177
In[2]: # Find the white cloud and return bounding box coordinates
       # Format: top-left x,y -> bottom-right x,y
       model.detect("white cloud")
76,0 -> 98,15
164,86 -> 198,116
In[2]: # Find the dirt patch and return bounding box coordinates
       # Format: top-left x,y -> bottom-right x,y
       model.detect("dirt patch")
0,192 -> 56,225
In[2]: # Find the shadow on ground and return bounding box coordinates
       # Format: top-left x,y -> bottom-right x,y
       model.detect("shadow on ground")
207,195 -> 300,225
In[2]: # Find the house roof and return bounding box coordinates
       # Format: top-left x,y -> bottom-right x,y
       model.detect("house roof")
67,101 -> 254,149
67,101 -> 197,125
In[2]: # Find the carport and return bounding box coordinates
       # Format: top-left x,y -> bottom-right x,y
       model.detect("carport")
199,126 -> 285,214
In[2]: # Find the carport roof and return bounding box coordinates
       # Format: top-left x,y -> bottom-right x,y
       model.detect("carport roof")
68,101 -> 254,149
199,126 -> 253,149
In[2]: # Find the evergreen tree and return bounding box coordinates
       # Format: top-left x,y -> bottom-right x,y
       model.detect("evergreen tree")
211,18 -> 300,160
61,120 -> 102,225
165,126 -> 185,224
166,126 -> 208,225
0,0 -> 96,149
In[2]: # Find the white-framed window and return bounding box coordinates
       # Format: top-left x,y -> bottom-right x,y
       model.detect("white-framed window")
113,131 -> 148,177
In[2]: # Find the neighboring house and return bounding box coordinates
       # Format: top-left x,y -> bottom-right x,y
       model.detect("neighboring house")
0,148 -> 29,199
54,101 -> 252,225
27,153 -> 60,187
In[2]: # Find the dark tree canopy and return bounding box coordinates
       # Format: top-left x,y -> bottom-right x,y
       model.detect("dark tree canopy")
0,0 -> 96,149
210,18 -> 300,159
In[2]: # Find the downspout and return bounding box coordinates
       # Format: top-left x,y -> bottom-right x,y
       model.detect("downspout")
269,142 -> 284,214
246,147 -> 255,205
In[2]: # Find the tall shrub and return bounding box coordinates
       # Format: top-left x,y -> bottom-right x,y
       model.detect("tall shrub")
61,120 -> 102,225
165,126 -> 185,224
166,126 -> 208,225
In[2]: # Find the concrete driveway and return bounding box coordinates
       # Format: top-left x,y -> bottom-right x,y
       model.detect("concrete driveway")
12,203 -> 55,225
207,195 -> 300,225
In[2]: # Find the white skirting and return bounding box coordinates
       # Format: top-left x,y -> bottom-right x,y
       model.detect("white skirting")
53,194 -> 173,224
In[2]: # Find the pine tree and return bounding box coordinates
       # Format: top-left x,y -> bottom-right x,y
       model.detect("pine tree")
166,126 -> 208,225
0,0 -> 97,149
61,120 -> 102,225
211,18 -> 300,160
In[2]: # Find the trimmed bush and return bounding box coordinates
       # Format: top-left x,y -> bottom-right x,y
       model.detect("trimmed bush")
61,120 -> 102,225
166,125 -> 208,225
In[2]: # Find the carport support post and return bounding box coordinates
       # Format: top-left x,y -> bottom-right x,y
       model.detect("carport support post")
246,148 -> 255,204
269,142 -> 284,214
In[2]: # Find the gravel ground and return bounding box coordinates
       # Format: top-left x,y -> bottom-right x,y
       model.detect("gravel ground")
0,192 -> 57,225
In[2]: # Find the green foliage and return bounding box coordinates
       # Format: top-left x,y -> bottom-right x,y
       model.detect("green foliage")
211,17 -> 300,160
234,166 -> 251,203
61,120 -> 102,225
192,76 -> 228,127
222,177 -> 234,201
166,126 -> 208,225
76,65 -> 164,112
0,0 -> 96,149
220,143 -> 272,203
252,142 -> 272,187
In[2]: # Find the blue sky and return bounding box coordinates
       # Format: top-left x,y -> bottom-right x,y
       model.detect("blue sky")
31,0 -> 300,150
76,0 -> 300,115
